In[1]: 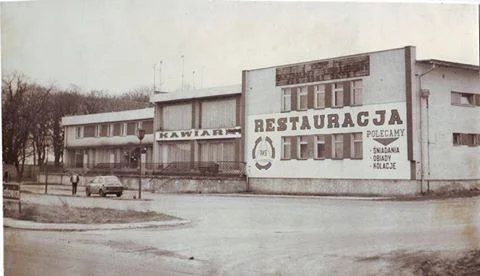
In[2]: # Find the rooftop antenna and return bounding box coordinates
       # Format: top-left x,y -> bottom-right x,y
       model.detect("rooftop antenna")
192,70 -> 196,89
158,60 -> 163,91
153,63 -> 157,93
181,55 -> 185,92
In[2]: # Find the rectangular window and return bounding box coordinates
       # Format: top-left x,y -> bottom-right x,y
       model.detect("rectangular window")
142,120 -> 154,134
333,83 -> 344,107
351,80 -> 363,105
314,135 -> 325,159
351,132 -> 363,159
126,122 -> 137,136
201,98 -> 236,128
281,137 -> 292,159
453,133 -> 478,146
83,125 -> 95,137
297,86 -> 308,110
314,84 -> 325,109
99,124 -> 109,137
451,92 -> 475,106
75,127 -> 82,139
297,136 -> 308,159
112,123 -> 123,136
282,88 -> 292,112
332,134 -> 343,159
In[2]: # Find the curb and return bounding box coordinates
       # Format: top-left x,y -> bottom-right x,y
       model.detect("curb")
3,218 -> 190,231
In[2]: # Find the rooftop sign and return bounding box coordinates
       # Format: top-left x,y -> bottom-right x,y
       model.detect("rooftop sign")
276,55 -> 370,86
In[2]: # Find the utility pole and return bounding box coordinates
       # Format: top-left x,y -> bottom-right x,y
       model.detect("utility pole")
181,55 -> 185,92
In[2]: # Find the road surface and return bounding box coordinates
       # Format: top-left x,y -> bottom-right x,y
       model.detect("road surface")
4,191 -> 480,275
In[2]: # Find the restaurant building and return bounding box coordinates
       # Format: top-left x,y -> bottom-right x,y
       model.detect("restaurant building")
62,108 -> 154,172
243,46 -> 479,195
150,85 -> 244,174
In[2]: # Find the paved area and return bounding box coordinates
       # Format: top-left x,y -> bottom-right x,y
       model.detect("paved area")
4,188 -> 480,275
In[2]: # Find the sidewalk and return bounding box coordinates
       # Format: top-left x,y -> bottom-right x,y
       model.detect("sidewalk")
3,217 -> 190,231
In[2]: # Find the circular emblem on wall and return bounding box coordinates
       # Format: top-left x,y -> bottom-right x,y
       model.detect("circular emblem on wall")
252,136 -> 275,170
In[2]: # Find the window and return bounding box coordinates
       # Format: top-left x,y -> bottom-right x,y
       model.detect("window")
451,92 -> 474,106
75,127 -> 82,139
453,133 -> 478,146
282,88 -> 292,112
112,123 -> 123,136
202,99 -> 236,128
83,125 -> 95,137
333,83 -> 344,107
297,136 -> 308,159
281,137 -> 292,159
126,122 -> 137,136
314,135 -> 325,159
332,134 -> 343,159
297,86 -> 308,110
351,80 -> 363,105
99,124 -> 109,137
314,84 -> 325,109
142,120 -> 154,134
351,133 -> 363,158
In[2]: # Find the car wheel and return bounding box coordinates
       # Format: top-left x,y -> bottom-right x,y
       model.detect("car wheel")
116,192 -> 122,197
99,189 -> 106,197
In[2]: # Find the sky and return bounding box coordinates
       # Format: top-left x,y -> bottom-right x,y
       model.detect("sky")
1,0 -> 479,95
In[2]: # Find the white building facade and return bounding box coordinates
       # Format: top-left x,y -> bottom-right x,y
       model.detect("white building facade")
243,46 -> 479,195
62,108 -> 154,171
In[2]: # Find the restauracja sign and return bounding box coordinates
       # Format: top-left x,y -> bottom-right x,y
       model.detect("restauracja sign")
253,109 -> 403,133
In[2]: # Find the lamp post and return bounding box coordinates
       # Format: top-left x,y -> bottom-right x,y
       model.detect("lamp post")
137,128 -> 145,199
44,143 -> 49,194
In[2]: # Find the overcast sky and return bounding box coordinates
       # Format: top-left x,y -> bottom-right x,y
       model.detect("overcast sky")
1,1 -> 478,94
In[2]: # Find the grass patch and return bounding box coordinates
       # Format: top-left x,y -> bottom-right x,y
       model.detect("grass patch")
3,201 -> 179,224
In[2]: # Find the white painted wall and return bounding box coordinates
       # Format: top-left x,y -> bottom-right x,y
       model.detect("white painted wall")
418,64 -> 480,179
246,103 -> 409,179
244,48 -> 408,117
244,48 -> 410,180
65,131 -> 154,148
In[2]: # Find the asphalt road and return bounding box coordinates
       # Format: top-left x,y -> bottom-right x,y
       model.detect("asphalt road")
4,190 -> 480,275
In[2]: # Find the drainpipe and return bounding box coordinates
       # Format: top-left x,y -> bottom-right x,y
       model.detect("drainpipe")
417,64 -> 436,194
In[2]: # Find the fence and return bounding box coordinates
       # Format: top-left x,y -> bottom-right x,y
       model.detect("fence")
79,161 -> 246,177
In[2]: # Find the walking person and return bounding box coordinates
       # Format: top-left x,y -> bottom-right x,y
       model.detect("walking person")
70,172 -> 80,195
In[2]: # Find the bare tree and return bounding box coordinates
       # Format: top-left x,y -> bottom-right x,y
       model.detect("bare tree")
2,74 -> 51,180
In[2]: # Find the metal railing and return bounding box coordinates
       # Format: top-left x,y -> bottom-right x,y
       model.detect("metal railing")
81,161 -> 245,177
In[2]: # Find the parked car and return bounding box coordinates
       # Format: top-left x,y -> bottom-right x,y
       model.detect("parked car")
85,175 -> 124,197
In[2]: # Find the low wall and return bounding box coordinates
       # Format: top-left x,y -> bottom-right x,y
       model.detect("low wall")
427,179 -> 480,192
37,173 -> 246,194
37,174 -> 480,196
248,178 -> 421,196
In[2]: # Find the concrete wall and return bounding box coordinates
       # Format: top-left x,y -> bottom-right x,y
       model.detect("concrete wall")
418,64 -> 480,179
37,173 -> 246,194
248,178 -> 420,196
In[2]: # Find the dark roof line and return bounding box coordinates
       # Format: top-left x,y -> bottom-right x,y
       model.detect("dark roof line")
416,59 -> 479,71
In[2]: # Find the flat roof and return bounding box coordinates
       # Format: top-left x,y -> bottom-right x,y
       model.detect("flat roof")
150,84 -> 241,103
416,59 -> 479,71
62,108 -> 154,126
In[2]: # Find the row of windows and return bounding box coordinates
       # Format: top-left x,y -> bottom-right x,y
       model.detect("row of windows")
75,120 -> 154,139
451,92 -> 480,107
281,80 -> 363,112
453,133 -> 480,146
281,133 -> 363,160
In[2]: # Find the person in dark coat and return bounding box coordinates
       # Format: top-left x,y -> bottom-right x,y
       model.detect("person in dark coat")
70,172 -> 80,195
